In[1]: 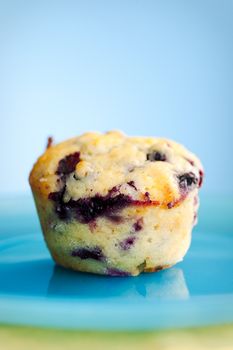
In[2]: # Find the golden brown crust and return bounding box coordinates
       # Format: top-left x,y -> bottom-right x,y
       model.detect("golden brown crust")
30,130 -> 203,208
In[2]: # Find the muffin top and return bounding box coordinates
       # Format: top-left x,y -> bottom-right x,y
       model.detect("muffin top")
30,130 -> 203,221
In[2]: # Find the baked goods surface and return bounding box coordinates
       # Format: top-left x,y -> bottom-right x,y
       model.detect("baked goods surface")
29,131 -> 204,276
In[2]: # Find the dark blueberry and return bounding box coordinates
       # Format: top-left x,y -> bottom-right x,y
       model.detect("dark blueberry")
108,186 -> 120,196
49,189 -> 133,223
75,194 -> 132,223
56,152 -> 80,176
167,201 -> 174,209
198,170 -> 204,188
106,214 -> 123,223
133,218 -> 143,231
48,188 -> 70,219
178,172 -> 198,192
55,203 -> 73,220
127,181 -> 137,191
48,188 -> 64,202
144,192 -> 150,201
46,136 -> 53,149
106,268 -> 131,276
147,151 -> 166,162
71,246 -> 105,261
119,236 -> 137,250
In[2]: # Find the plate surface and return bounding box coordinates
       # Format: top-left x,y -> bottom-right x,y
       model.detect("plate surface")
0,195 -> 233,330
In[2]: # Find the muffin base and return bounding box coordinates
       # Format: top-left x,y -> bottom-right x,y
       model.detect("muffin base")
32,190 -> 197,276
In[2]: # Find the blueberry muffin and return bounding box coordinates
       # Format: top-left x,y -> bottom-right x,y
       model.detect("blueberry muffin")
29,131 -> 204,276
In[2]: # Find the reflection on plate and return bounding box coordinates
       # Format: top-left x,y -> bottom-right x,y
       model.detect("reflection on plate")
48,265 -> 189,300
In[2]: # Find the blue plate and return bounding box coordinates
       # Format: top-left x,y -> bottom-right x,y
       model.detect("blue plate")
0,195 -> 233,330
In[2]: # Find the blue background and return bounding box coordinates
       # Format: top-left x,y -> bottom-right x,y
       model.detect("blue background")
1,0 -> 232,195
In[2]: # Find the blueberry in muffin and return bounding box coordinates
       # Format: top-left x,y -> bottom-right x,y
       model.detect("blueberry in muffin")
29,130 -> 204,276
